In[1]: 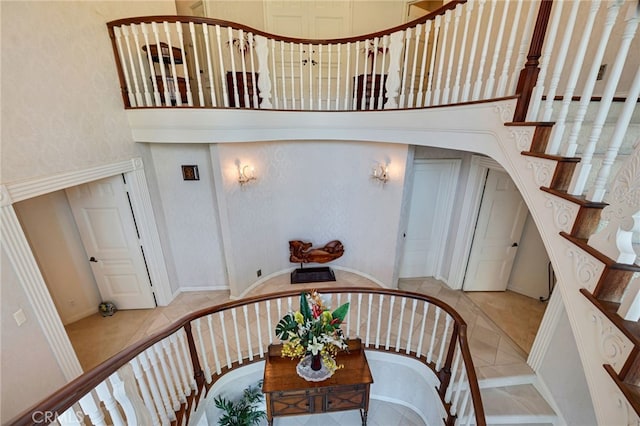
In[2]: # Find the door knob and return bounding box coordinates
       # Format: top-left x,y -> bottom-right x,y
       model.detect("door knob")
89,256 -> 99,263
511,242 -> 518,247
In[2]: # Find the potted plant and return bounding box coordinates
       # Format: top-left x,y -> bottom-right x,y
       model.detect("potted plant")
214,381 -> 266,426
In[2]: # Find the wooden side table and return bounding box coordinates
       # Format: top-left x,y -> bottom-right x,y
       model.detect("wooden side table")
263,339 -> 373,425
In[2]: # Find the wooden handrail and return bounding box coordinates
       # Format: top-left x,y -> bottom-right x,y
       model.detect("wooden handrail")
513,0 -> 554,122
10,287 -> 484,425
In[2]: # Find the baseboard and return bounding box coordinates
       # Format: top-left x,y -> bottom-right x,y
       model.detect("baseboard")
63,306 -> 99,325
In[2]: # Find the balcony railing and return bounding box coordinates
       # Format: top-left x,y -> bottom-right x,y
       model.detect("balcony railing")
11,288 -> 484,425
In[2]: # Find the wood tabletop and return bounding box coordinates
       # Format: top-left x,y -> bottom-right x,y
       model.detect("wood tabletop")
263,339 -> 373,393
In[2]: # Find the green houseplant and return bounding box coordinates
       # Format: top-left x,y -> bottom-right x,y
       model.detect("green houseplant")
214,381 -> 266,426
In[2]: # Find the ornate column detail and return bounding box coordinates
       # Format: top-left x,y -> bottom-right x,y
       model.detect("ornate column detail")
527,159 -> 553,187
384,31 -> 405,109
589,309 -> 631,370
254,35 -> 272,109
544,194 -> 577,233
567,246 -> 604,292
493,102 -> 514,123
588,141 -> 640,265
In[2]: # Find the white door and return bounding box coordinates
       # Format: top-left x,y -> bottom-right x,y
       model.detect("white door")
66,175 -> 156,309
400,160 -> 460,278
463,169 -> 528,291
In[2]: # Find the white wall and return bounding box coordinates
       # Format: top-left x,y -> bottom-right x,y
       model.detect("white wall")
1,250 -> 67,423
14,192 -> 101,325
539,304 -> 597,426
145,140 -> 408,297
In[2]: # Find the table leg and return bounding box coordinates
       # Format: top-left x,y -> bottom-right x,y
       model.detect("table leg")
360,408 -> 368,426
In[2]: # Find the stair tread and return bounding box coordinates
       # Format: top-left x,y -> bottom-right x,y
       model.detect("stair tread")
476,364 -> 536,386
481,384 -> 556,418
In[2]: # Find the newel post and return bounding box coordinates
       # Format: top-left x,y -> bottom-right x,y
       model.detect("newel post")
513,0 -> 554,122
184,323 -> 205,389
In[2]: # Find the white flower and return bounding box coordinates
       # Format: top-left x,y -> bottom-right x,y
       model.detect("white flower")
308,336 -> 324,355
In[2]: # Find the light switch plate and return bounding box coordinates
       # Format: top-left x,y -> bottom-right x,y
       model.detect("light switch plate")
13,308 -> 27,326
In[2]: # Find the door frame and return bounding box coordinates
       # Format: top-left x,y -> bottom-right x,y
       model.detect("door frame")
2,158 -> 172,377
448,155 -> 506,290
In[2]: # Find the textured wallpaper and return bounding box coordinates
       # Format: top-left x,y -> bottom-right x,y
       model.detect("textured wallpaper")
1,1 -> 176,184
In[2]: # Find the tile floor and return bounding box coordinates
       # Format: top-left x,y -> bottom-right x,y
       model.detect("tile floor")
64,272 -> 547,425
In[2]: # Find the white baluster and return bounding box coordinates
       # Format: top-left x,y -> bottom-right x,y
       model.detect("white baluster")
335,44 -> 341,110
175,22 -> 193,106
569,1 -> 636,195
376,36 -> 388,109
78,392 -> 106,426
206,315 -> 222,375
462,0 -> 486,102
140,23 -> 160,106
356,293 -> 363,338
416,22 -> 432,106
399,28 -> 412,108
169,335 -> 190,397
483,0 -> 509,99
547,0 -> 601,155
130,357 -> 160,425
361,39 -> 370,110
436,315 -> 452,371
346,293 -> 353,337
137,352 -> 170,425
270,38 -> 278,109
433,11 -> 452,105
255,35 -> 272,109
237,30 -> 250,108
395,297 -> 406,352
343,42 -> 351,110
219,311 -> 232,368
193,318 -> 212,382
280,41 -> 287,109
276,298 -> 282,321
385,295 -> 395,350
445,346 -> 462,403
266,300 -> 274,344
526,0 -> 565,121
212,24 -> 225,107
178,329 -> 196,391
405,298 -> 418,355
365,293 -> 373,347
442,6 -> 463,104
122,25 -> 144,107
227,27 -> 240,108
110,364 -> 153,424
618,277 -> 640,321
57,405 -> 83,426
243,305 -> 254,361
290,42 -> 297,109
299,43 -> 305,109
427,306 -> 441,363
113,26 -> 136,107
95,380 -> 127,426
151,22 -> 171,106
423,20 -> 439,107
472,0 -> 497,101
563,1 -> 623,158
416,302 -> 429,358
287,296 -> 293,314
308,43 -> 314,109
589,68 -> 640,202
255,303 -> 264,358
451,366 -> 467,415
408,24 -> 422,107
131,25 -> 153,106
327,44 -> 334,110
154,344 -> 180,410
451,1 -> 474,103
248,35 -> 258,107
162,21 -> 181,106
540,0 -> 581,124
496,0 -> 523,98
318,44 -> 324,110
507,0 -> 538,94
188,22 -> 205,107
375,294 -> 384,348
146,349 -> 175,421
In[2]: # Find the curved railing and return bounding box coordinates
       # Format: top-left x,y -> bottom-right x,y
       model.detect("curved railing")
106,1 -> 540,112
10,288 -> 484,425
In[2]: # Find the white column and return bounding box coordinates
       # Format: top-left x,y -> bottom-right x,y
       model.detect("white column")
255,35 -> 273,109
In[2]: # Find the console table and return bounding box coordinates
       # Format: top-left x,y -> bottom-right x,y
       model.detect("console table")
262,339 -> 373,425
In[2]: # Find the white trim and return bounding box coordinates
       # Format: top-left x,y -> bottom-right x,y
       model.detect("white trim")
177,285 -> 230,293
534,373 -> 568,426
448,155 -> 504,289
0,202 -> 83,379
528,286 -> 563,371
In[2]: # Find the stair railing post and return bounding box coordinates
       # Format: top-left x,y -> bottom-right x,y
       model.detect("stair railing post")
183,323 -> 205,390
438,322 -> 459,400
512,0 -> 554,122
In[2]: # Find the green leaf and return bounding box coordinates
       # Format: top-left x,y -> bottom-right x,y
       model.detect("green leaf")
299,292 -> 312,321
275,313 -> 297,340
331,302 -> 350,323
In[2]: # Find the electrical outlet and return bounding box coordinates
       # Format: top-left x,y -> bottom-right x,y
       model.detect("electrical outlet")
257,269 -> 262,278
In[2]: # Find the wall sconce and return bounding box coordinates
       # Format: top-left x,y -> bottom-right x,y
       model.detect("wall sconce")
238,164 -> 256,185
371,163 -> 389,183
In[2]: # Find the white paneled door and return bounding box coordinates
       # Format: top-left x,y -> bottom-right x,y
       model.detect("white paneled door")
66,175 -> 156,310
399,160 -> 461,278
463,169 -> 527,291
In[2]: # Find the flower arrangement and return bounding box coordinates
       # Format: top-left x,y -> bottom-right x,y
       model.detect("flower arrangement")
276,291 -> 349,374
